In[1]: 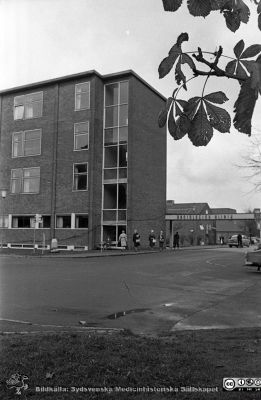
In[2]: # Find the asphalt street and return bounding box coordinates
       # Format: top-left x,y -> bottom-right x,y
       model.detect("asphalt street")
0,248 -> 260,335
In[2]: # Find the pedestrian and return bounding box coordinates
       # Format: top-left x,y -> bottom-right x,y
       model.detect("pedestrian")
173,231 -> 180,250
159,230 -> 164,251
237,233 -> 242,248
149,230 -> 156,249
105,236 -> 111,250
119,230 -> 127,250
133,229 -> 141,251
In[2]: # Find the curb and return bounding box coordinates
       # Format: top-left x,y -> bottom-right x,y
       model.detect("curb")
0,328 -> 124,335
0,246 -> 227,259
0,321 -> 124,335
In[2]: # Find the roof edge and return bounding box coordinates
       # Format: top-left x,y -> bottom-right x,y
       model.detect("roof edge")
0,69 -> 166,101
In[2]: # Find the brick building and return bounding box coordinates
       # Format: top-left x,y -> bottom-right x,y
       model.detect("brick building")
166,201 -> 259,246
0,70 -> 166,250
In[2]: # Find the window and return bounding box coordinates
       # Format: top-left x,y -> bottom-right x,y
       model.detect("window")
12,216 -> 35,228
12,129 -> 41,157
104,146 -> 117,168
104,184 -> 117,209
0,215 -> 8,228
56,215 -> 71,228
14,92 -> 43,120
104,128 -> 118,146
73,163 -> 88,191
11,167 -> 40,194
102,81 -> 129,243
119,145 -> 127,167
105,83 -> 119,106
75,82 -> 90,110
105,106 -> 118,128
39,216 -> 51,228
74,122 -> 89,150
118,183 -> 127,209
75,214 -> 88,228
105,81 -> 128,106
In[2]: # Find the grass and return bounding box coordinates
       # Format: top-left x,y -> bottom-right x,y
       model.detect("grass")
0,328 -> 261,399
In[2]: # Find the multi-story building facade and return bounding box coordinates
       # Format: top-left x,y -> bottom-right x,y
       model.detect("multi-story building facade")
0,70 -> 166,250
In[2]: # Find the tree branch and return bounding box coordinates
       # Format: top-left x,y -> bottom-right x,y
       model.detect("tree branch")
192,46 -> 247,82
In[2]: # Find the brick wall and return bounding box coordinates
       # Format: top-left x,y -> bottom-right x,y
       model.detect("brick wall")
127,76 -> 166,248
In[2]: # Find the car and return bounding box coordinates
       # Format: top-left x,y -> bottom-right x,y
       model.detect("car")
245,248 -> 261,271
228,234 -> 250,248
250,236 -> 261,245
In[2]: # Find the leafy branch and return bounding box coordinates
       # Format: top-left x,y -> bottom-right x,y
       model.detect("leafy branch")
192,46 -> 246,81
158,33 -> 261,146
162,0 -> 261,32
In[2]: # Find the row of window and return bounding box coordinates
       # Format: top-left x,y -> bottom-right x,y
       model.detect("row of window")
14,82 -> 91,120
0,214 -> 88,229
13,81 -> 129,121
11,122 -> 89,158
10,164 -> 88,194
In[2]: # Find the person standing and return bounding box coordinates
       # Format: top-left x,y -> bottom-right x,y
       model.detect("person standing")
173,231 -> 180,250
237,233 -> 242,248
119,230 -> 127,250
133,229 -> 141,251
159,230 -> 165,251
149,230 -> 156,249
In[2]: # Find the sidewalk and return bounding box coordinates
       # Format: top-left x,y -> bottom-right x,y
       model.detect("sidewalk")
0,245 -> 234,258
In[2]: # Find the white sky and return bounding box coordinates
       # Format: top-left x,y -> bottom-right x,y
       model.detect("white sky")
1,0 -> 260,212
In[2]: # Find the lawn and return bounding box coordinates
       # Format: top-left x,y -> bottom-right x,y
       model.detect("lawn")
0,328 -> 260,399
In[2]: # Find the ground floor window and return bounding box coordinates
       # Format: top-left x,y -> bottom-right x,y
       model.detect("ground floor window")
0,215 -> 8,228
39,216 -> 51,228
103,225 -> 126,243
12,215 -> 35,228
56,215 -> 71,228
75,214 -> 88,228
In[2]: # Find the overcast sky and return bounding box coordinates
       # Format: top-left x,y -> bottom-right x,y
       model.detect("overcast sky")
1,0 -> 260,212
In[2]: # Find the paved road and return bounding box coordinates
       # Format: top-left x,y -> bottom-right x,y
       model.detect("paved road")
0,248 -> 260,334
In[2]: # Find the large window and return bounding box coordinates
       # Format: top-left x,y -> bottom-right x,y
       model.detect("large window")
12,129 -> 41,157
104,81 -> 128,183
73,163 -> 88,191
74,122 -> 89,151
75,82 -> 90,110
12,215 -> 35,228
14,92 -> 43,120
102,81 -> 128,242
11,167 -> 40,194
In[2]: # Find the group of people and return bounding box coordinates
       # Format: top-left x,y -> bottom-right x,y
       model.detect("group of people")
117,229 -> 180,251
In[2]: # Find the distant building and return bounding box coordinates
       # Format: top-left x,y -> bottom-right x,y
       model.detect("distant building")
0,70 -> 166,250
210,208 -> 237,214
166,201 -> 259,246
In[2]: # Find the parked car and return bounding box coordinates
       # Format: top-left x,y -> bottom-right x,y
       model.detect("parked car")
245,248 -> 261,271
228,235 -> 250,248
250,236 -> 261,245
